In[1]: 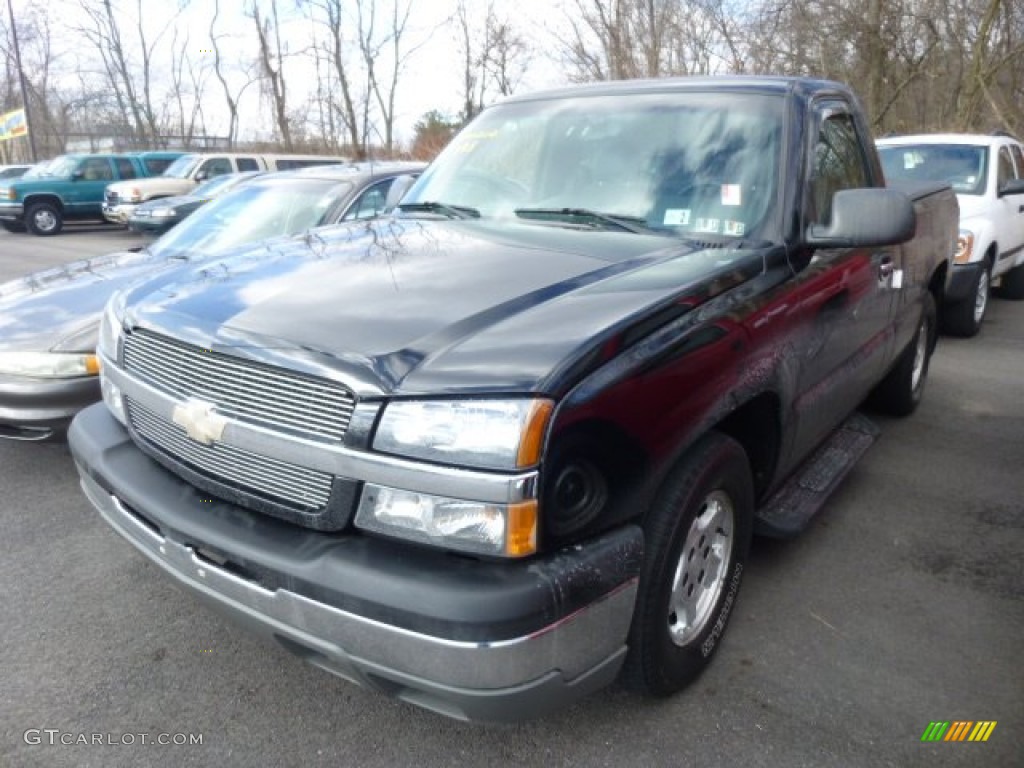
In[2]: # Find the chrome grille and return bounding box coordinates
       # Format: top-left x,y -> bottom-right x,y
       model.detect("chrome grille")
128,400 -> 333,510
123,329 -> 355,441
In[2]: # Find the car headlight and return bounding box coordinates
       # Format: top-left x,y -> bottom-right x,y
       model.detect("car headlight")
149,207 -> 177,218
373,398 -> 553,471
954,229 -> 975,264
355,484 -> 537,557
97,293 -> 128,425
97,293 -> 127,362
0,351 -> 99,378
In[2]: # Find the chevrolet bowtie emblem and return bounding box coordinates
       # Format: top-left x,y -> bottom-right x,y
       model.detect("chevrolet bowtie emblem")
172,399 -> 228,445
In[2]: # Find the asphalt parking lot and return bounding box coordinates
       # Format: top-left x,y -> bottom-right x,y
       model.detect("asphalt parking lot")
1,227 -> 1021,767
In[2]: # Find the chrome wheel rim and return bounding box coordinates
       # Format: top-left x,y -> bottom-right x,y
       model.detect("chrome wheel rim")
973,270 -> 989,325
668,489 -> 734,646
33,209 -> 57,232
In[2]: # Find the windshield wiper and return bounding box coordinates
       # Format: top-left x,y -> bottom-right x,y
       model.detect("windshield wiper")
514,207 -> 652,234
398,201 -> 480,219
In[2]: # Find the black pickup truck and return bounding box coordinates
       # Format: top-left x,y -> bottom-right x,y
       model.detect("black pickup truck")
69,77 -> 958,722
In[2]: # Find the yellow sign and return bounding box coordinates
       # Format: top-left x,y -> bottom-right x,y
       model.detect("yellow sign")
0,109 -> 28,142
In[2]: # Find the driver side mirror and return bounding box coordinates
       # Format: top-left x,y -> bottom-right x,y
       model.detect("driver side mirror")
71,169 -> 85,181
806,188 -> 915,248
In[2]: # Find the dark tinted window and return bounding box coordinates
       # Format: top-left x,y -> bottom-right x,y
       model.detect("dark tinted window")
199,158 -> 234,178
144,157 -> 177,175
115,158 -> 137,179
809,110 -> 869,225
236,157 -> 260,171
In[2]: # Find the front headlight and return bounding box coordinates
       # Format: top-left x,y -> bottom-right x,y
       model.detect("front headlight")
355,484 -> 537,557
373,398 -> 553,470
149,207 -> 177,218
97,293 -> 126,362
0,351 -> 99,378
954,229 -> 975,264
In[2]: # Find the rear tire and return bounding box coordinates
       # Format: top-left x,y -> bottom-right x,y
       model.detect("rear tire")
941,262 -> 988,337
870,292 -> 936,417
25,202 -> 62,236
622,432 -> 753,695
997,262 -> 1024,300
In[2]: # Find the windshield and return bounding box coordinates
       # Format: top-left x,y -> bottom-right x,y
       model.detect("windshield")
879,144 -> 988,195
21,160 -> 56,179
149,177 -> 353,258
25,155 -> 78,178
404,91 -> 784,239
162,154 -> 203,179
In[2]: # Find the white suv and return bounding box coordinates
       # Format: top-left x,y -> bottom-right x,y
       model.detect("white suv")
878,133 -> 1024,336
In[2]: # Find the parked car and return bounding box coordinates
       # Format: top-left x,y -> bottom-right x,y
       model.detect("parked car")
878,132 -> 1024,335
0,163 -> 32,180
68,77 -> 956,721
127,171 -> 263,235
102,152 -> 348,225
0,151 -> 184,235
0,161 -> 425,440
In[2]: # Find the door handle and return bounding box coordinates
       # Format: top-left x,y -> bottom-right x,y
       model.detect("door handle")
878,256 -> 894,280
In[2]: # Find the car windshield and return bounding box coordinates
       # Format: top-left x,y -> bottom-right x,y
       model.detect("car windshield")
27,155 -> 78,178
162,154 -> 203,179
149,177 -> 353,258
403,90 -> 784,239
879,144 -> 988,195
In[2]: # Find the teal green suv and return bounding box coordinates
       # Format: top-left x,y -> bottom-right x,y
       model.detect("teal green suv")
0,151 -> 182,236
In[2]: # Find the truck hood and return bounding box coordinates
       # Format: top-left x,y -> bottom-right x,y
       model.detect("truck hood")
125,219 -> 766,396
0,249 -> 175,353
108,177 -> 195,197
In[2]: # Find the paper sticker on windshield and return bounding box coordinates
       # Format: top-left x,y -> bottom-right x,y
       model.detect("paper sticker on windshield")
721,185 -> 742,206
694,217 -> 720,233
663,208 -> 691,226
723,220 -> 745,236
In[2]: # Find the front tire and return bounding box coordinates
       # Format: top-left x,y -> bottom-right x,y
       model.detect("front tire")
997,262 -> 1024,300
942,262 -> 989,337
622,432 -> 753,695
870,291 -> 936,417
25,202 -> 62,236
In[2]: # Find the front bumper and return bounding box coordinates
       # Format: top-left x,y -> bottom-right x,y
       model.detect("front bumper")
0,373 -> 99,440
945,261 -> 987,304
0,201 -> 25,222
69,404 -> 643,722
101,202 -> 137,225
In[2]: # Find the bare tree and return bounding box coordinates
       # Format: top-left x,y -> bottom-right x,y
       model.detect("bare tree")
250,0 -> 292,149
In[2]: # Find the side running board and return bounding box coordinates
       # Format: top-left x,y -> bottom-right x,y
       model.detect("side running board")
754,412 -> 880,538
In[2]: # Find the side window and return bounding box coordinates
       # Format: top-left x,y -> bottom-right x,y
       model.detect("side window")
80,158 -> 114,181
343,179 -> 394,221
236,157 -> 260,172
1008,144 -> 1024,178
144,157 -> 176,175
115,158 -> 137,179
809,110 -> 870,226
199,158 -> 233,178
996,147 -> 1014,188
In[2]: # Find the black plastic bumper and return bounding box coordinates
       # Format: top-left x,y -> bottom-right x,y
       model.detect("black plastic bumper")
69,403 -> 644,721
